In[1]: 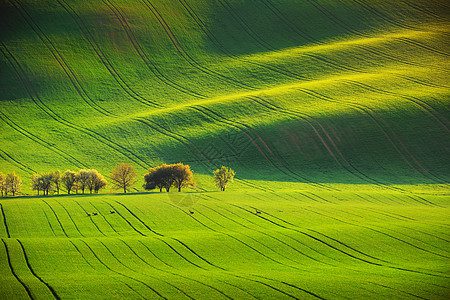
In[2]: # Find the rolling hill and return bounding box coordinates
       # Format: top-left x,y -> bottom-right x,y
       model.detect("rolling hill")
0,0 -> 449,298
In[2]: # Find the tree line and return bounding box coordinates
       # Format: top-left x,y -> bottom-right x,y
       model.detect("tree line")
0,163 -> 235,197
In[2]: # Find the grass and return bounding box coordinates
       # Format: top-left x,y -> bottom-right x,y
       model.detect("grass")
1,189 -> 449,299
0,0 -> 449,298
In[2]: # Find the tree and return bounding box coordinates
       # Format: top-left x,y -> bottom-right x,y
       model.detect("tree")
145,164 -> 175,192
93,173 -> 107,194
76,169 -> 90,194
31,173 -> 43,196
143,166 -> 165,192
172,163 -> 195,192
160,164 -> 175,192
213,166 -> 235,191
5,172 -> 22,196
144,163 -> 195,192
110,163 -> 137,193
86,169 -> 107,194
52,170 -> 62,194
62,170 -> 77,195
0,172 -> 5,197
40,172 -> 54,196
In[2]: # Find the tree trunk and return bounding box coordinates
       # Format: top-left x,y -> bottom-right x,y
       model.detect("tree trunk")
123,186 -> 126,193
178,186 -> 181,192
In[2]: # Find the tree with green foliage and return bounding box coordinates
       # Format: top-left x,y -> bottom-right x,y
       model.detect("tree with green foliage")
213,166 -> 235,191
143,166 -> 165,192
52,170 -> 62,195
31,173 -> 43,196
76,169 -> 90,194
144,163 -> 195,192
40,172 -> 54,196
110,163 -> 137,193
86,169 -> 107,194
62,170 -> 77,195
5,172 -> 22,196
93,173 -> 107,194
0,172 -> 5,197
172,163 -> 195,192
160,164 -> 176,192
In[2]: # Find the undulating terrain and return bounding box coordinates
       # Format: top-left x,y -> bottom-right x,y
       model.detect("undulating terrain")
0,0 -> 449,298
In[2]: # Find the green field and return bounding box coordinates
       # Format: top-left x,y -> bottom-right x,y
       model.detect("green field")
1,0 -> 449,298
1,190 -> 449,299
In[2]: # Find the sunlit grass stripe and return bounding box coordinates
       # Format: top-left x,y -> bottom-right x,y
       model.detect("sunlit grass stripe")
231,204 -> 386,266
71,200 -> 107,237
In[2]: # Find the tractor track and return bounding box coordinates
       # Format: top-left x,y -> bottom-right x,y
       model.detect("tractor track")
102,0 -> 205,99
139,0 -> 256,91
10,0 -> 115,118
55,0 -> 161,108
0,148 -> 35,174
0,42 -> 151,170
1,239 -> 33,299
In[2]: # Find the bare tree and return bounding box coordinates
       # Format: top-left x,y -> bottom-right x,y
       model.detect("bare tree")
213,166 -> 235,191
62,170 -> 77,194
110,163 -> 137,193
